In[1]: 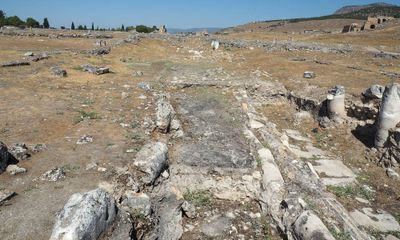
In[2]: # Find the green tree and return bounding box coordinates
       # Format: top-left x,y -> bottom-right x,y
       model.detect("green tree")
26,17 -> 39,28
0,10 -> 5,27
71,22 -> 75,30
43,17 -> 49,28
77,25 -> 84,30
83,25 -> 87,30
121,24 -> 125,31
91,22 -> 94,31
136,25 -> 156,33
5,16 -> 25,27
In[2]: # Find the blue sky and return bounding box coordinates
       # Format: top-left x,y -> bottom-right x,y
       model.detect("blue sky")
1,0 -> 400,28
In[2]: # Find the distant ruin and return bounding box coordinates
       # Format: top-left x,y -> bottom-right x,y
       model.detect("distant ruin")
342,23 -> 361,33
362,16 -> 394,30
342,16 -> 394,33
159,25 -> 167,34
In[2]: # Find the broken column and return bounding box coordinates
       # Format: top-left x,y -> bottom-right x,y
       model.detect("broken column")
375,83 -> 400,148
327,85 -> 346,119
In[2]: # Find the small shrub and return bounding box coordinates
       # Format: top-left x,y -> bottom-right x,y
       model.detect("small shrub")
183,189 -> 210,207
74,110 -> 99,124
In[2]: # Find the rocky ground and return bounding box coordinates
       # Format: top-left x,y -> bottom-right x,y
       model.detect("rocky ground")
0,20 -> 400,240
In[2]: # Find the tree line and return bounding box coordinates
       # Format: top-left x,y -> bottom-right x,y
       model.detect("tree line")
1,10 -> 160,33
0,10 -> 49,28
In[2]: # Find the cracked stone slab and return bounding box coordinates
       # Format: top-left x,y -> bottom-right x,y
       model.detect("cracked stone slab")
350,208 -> 400,232
0,189 -> 15,205
313,160 -> 356,186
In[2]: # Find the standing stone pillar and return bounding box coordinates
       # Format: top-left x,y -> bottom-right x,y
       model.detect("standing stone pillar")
327,85 -> 346,119
375,83 -> 400,148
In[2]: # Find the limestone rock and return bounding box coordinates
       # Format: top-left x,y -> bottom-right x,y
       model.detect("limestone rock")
1,60 -> 30,67
134,142 -> 168,184
50,66 -> 67,77
0,189 -> 15,205
6,164 -> 26,175
121,191 -> 151,217
88,47 -> 110,55
375,83 -> 400,147
81,64 -> 109,75
201,215 -> 231,237
50,188 -> 116,240
9,143 -> 31,161
182,201 -> 196,218
39,167 -> 65,182
350,208 -> 400,232
155,96 -> 175,133
293,211 -> 335,240
364,84 -> 385,100
303,71 -> 316,79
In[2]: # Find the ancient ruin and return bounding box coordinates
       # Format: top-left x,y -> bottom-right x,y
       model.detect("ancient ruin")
1,2 -> 400,240
362,16 -> 394,30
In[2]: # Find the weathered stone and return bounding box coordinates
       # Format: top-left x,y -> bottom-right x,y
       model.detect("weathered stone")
211,40 -> 220,50
293,211 -> 335,240
134,142 -> 168,184
1,60 -> 30,67
0,189 -> 15,205
26,53 -> 49,62
364,85 -> 385,100
303,71 -> 316,79
81,64 -> 110,75
182,201 -> 196,218
327,85 -> 346,119
107,209 -> 135,240
156,95 -> 175,133
375,84 -> 400,148
88,47 -> 110,55
50,188 -> 116,240
76,135 -> 94,145
312,159 -> 356,186
121,191 -> 151,217
39,167 -> 65,182
386,168 -> 400,179
159,25 -> 167,34
350,208 -> 400,232
6,164 -> 26,175
24,52 -> 34,57
201,215 -> 231,237
153,187 -> 183,240
50,66 -> 67,77
133,71 -> 143,77
9,143 -> 31,160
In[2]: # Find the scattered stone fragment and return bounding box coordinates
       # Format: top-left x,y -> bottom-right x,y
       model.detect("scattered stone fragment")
97,167 -> 107,172
293,211 -> 335,240
24,52 -> 34,57
32,143 -> 47,153
303,71 -> 316,79
156,95 -> 175,133
363,84 -> 385,100
6,164 -> 26,175
182,201 -> 196,218
350,208 -> 400,232
0,189 -> 15,205
386,168 -> 400,179
152,187 -> 184,240
134,142 -> 168,184
375,83 -> 400,148
201,214 -> 231,237
50,188 -> 116,240
81,64 -> 110,75
50,66 -> 67,77
107,209 -> 135,240
88,47 -> 110,55
26,53 -> 49,62
39,167 -> 65,182
76,135 -> 94,145
327,85 -> 346,119
121,191 -> 151,217
9,143 -> 31,161
1,60 -> 30,67
86,162 -> 98,171
138,82 -> 151,91
133,71 -> 143,77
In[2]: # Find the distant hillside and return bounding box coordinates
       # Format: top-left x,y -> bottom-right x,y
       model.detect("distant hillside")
287,5 -> 400,23
334,2 -> 396,14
